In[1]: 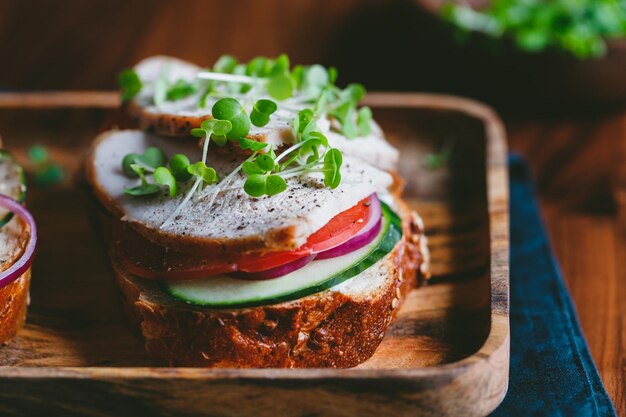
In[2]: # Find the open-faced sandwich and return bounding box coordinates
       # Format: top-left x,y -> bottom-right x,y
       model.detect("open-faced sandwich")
86,55 -> 429,367
0,143 -> 36,345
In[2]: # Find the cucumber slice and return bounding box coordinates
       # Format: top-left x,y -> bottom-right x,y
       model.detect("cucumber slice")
166,202 -> 402,308
0,150 -> 27,227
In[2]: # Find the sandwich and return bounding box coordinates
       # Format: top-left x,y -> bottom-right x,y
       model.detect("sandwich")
0,144 -> 35,345
86,55 -> 429,367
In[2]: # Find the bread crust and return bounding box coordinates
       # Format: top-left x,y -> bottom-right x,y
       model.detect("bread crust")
112,196 -> 425,368
0,271 -> 30,345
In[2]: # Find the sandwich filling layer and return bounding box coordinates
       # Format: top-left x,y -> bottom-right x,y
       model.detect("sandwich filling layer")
165,200 -> 402,308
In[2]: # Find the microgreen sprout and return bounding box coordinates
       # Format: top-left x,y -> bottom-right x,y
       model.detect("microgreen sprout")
241,133 -> 342,197
187,162 -> 218,187
118,69 -> 143,102
210,98 -> 250,140
153,167 -> 179,197
124,164 -> 161,196
169,154 -> 192,182
424,141 -> 455,170
442,0 -> 626,59
121,147 -> 166,178
166,79 -> 198,101
27,145 -> 65,187
191,118 -> 233,147
118,55 -> 382,215
250,99 -> 278,127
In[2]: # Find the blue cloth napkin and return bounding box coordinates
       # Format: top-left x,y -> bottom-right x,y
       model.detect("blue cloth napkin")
490,155 -> 616,416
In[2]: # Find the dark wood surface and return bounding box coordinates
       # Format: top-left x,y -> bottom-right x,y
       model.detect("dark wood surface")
0,94 -> 509,417
508,111 -> 626,416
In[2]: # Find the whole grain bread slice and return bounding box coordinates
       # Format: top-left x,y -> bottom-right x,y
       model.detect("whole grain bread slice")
111,196 -> 428,368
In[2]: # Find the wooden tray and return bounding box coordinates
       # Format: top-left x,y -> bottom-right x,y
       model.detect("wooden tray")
0,93 -> 509,417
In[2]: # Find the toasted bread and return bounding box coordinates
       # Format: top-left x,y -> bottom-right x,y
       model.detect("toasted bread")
111,195 -> 427,367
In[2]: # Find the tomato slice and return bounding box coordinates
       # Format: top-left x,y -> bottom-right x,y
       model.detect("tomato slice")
117,195 -> 373,280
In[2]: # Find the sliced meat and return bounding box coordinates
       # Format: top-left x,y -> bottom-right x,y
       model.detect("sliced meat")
128,56 -> 399,170
86,130 -> 393,254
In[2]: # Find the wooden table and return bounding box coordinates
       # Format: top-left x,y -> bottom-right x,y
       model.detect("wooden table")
0,92 -> 623,415
507,112 -> 626,416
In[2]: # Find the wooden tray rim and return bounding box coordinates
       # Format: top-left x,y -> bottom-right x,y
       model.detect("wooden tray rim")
0,92 -> 510,382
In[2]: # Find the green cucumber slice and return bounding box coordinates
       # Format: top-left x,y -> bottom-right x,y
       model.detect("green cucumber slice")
166,202 -> 403,308
0,150 -> 27,227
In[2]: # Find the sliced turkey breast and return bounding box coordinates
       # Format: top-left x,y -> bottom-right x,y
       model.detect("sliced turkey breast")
86,130 -> 393,254
128,56 -> 398,171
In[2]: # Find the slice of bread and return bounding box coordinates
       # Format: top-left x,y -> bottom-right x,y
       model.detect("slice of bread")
0,216 -> 30,345
111,196 -> 428,368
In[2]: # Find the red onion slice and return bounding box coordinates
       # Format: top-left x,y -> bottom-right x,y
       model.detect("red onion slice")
315,194 -> 382,260
0,194 -> 37,290
230,254 -> 317,281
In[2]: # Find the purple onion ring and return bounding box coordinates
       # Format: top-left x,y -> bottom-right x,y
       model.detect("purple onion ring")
0,194 -> 37,290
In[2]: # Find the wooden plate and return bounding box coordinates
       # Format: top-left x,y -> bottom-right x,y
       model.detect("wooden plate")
0,92 -> 509,417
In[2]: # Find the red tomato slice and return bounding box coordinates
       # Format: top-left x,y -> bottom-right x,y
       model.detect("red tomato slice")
117,195 -> 373,280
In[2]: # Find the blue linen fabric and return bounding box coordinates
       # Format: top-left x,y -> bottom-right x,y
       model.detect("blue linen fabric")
490,155 -> 617,417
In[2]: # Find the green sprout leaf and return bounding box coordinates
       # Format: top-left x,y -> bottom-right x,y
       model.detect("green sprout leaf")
238,137 -> 268,151
140,147 -> 167,168
328,67 -> 338,84
169,153 -> 192,181
299,132 -> 328,161
301,65 -> 328,98
242,161 -> 265,175
255,154 -> 276,172
340,83 -> 366,104
34,164 -> 64,187
290,65 -> 305,89
250,99 -> 278,127
124,164 -> 161,196
188,162 -> 218,185
191,118 -> 233,147
246,56 -> 272,77
28,145 -> 49,165
357,106 -> 373,136
323,148 -> 342,189
244,174 -> 267,197
424,144 -> 453,170
211,98 -> 250,139
266,174 -> 287,196
214,55 -> 238,73
166,79 -> 198,101
333,102 -> 358,139
124,183 -> 161,196
118,69 -> 143,101
154,167 -> 179,197
266,73 -> 294,101
122,153 -> 141,177
122,147 -> 166,178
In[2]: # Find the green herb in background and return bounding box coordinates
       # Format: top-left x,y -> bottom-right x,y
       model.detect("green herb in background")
424,141 -> 454,170
442,0 -> 626,59
28,145 -> 65,187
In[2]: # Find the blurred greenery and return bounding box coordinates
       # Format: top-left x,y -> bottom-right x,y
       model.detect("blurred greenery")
442,0 -> 626,58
